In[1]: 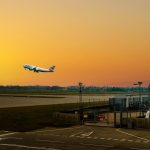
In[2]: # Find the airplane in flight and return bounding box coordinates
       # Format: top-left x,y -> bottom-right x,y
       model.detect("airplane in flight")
23,64 -> 55,73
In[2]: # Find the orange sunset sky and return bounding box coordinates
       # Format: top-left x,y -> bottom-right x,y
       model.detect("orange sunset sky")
0,0 -> 150,86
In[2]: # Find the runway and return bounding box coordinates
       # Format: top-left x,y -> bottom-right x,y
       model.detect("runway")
0,126 -> 150,150
0,95 -> 111,108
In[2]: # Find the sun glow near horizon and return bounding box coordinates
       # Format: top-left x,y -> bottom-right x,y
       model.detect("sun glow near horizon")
0,0 -> 150,86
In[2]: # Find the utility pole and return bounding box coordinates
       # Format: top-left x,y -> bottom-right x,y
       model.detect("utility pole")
79,82 -> 83,124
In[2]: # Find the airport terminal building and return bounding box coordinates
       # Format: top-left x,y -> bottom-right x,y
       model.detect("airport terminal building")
109,95 -> 150,111
84,95 -> 150,128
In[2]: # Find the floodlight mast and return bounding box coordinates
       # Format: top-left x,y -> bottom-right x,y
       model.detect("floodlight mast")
79,82 -> 83,124
148,84 -> 150,108
133,82 -> 143,116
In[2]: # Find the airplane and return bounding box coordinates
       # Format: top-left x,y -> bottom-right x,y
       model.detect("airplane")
23,64 -> 55,73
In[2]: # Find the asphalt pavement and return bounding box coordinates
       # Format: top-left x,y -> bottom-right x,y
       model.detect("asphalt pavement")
0,126 -> 150,150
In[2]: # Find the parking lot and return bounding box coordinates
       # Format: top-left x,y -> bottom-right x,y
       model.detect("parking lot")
0,126 -> 150,150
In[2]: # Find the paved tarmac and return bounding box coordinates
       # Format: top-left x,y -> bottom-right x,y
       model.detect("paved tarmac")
0,95 -> 110,108
0,126 -> 150,150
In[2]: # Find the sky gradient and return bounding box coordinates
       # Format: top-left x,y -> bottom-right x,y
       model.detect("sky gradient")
0,0 -> 150,86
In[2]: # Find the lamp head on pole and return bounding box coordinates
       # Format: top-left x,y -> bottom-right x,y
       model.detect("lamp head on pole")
138,82 -> 143,85
79,82 -> 83,87
133,82 -> 143,86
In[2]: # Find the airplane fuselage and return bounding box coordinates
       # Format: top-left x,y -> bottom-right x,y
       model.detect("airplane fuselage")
23,64 -> 55,73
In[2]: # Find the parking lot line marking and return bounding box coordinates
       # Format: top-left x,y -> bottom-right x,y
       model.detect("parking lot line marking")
34,126 -> 82,133
47,134 -> 61,137
128,140 -> 133,142
80,143 -> 113,148
81,131 -> 94,137
0,132 -> 16,137
116,128 -> 149,141
70,131 -> 83,137
143,140 -> 150,143
131,148 -> 150,150
37,139 -> 65,144
4,137 -> 23,140
135,140 -> 141,143
113,139 -> 119,141
0,143 -> 60,150
120,139 -> 126,142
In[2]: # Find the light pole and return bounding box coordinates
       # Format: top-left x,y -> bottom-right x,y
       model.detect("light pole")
134,82 -> 143,116
79,82 -> 83,124
148,84 -> 150,108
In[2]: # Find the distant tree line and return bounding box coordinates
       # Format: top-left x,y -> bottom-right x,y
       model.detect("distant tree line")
0,85 -> 149,93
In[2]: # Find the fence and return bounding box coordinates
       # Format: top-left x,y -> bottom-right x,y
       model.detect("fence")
52,112 -> 79,126
123,118 -> 150,129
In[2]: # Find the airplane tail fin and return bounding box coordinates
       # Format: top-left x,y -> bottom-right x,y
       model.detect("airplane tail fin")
49,66 -> 55,72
